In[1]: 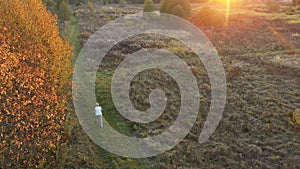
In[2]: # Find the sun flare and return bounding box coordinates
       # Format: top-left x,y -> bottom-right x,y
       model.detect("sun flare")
225,0 -> 231,27
206,0 -> 242,27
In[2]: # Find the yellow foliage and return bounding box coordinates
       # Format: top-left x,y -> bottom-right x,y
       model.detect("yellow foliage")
293,109 -> 300,126
87,2 -> 95,14
0,0 -> 73,168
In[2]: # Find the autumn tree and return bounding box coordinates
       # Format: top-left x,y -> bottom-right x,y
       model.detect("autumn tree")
0,0 -> 73,168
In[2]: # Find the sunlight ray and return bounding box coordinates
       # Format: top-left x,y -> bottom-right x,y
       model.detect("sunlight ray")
225,0 -> 231,27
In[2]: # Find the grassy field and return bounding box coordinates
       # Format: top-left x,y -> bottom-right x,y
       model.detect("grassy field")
61,2 -> 300,168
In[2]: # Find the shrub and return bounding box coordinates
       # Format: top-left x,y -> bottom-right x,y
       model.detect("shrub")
119,0 -> 126,7
87,1 -> 95,14
171,4 -> 186,18
293,109 -> 300,126
266,0 -> 280,12
160,0 -> 191,18
0,0 -> 73,167
144,0 -> 156,12
284,6 -> 295,13
80,31 -> 92,45
58,0 -> 73,20
198,7 -> 225,27
102,0 -> 112,4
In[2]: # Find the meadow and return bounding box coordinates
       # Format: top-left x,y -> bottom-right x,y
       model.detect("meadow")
1,0 -> 299,168
61,1 -> 300,168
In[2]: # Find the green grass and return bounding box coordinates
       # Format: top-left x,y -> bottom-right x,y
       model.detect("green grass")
66,15 -> 81,63
61,5 -> 300,167
63,28 -> 149,167
59,14 -> 149,168
70,64 -> 150,168
95,71 -> 133,136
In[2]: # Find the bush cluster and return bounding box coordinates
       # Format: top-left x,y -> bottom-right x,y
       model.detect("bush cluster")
198,7 -> 225,27
266,0 -> 280,12
160,0 -> 191,18
144,0 -> 156,12
87,1 -> 95,13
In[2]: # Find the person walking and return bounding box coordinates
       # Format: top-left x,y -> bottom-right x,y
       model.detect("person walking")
94,103 -> 103,128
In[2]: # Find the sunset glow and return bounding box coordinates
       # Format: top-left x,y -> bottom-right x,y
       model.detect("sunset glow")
225,0 -> 231,27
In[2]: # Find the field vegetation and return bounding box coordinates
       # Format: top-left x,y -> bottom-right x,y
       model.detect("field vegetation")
1,0 -> 299,168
